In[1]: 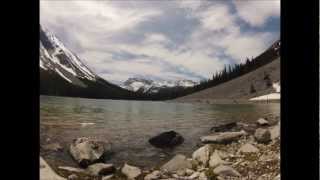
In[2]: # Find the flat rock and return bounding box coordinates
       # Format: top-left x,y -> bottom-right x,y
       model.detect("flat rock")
144,170 -> 161,180
238,143 -> 259,153
213,165 -> 241,177
192,144 -> 213,166
121,163 -> 142,179
40,157 -> 66,180
149,131 -> 184,148
254,128 -> 271,143
209,150 -> 230,168
161,154 -> 192,172
69,137 -> 111,167
58,166 -> 85,174
200,131 -> 246,144
86,163 -> 115,176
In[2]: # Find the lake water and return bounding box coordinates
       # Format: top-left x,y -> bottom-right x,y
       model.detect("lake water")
40,95 -> 280,168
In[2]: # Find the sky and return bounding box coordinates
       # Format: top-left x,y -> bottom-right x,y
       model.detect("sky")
40,0 -> 280,84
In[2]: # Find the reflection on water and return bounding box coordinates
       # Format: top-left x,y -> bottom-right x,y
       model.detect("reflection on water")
40,95 -> 280,168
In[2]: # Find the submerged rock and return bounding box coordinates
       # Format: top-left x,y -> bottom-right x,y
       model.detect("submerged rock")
161,154 -> 192,172
121,163 -> 142,179
210,122 -> 238,132
148,131 -> 184,148
200,131 -> 247,144
69,137 -> 111,167
254,128 -> 271,143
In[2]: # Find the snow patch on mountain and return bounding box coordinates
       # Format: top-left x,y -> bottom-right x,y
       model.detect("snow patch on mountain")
40,26 -> 96,83
122,77 -> 198,93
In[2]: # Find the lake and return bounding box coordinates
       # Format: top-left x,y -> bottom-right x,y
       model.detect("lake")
40,95 -> 280,169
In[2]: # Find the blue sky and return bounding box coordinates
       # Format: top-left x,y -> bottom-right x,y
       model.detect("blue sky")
40,0 -> 280,84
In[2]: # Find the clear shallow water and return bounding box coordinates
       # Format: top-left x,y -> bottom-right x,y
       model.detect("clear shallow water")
40,95 -> 280,168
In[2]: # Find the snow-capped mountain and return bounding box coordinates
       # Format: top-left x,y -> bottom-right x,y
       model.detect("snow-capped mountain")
121,77 -> 198,93
40,25 -> 96,86
39,25 -> 133,99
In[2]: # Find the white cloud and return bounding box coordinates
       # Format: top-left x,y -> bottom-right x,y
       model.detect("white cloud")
233,0 -> 280,27
40,0 -> 279,83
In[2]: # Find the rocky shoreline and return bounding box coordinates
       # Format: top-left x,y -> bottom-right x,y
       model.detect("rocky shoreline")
40,117 -> 280,180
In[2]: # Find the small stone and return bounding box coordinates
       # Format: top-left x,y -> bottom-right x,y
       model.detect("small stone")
185,168 -> 195,176
254,128 -> 271,143
199,172 -> 208,180
192,144 -> 213,166
102,174 -> 114,180
238,143 -> 259,153
121,163 -> 142,179
144,170 -> 161,180
176,169 -> 186,176
67,174 -> 78,180
213,165 -> 241,177
257,118 -> 269,126
86,163 -> 115,176
188,172 -> 200,179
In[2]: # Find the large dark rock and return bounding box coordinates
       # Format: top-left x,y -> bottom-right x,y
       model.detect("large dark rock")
148,131 -> 184,148
210,122 -> 238,132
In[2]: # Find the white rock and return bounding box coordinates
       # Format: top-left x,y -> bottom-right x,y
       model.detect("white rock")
144,170 -> 161,180
200,131 -> 246,144
161,154 -> 192,172
213,165 -> 241,177
40,157 -> 66,180
257,118 -> 269,126
67,174 -> 78,180
238,143 -> 259,153
209,151 -> 230,168
185,168 -> 195,176
188,172 -> 200,179
102,174 -> 114,180
199,172 -> 208,180
254,128 -> 271,143
192,145 -> 213,166
58,166 -> 85,174
121,163 -> 142,179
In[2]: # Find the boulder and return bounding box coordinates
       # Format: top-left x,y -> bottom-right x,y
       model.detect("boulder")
86,163 -> 115,176
257,118 -> 269,126
121,163 -> 142,179
209,151 -> 230,168
161,154 -> 192,172
213,165 -> 241,177
254,128 -> 271,143
210,122 -> 238,132
144,170 -> 161,180
148,131 -> 184,148
270,123 -> 280,140
69,137 -> 111,167
192,144 -> 213,166
200,131 -> 246,144
238,143 -> 259,153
